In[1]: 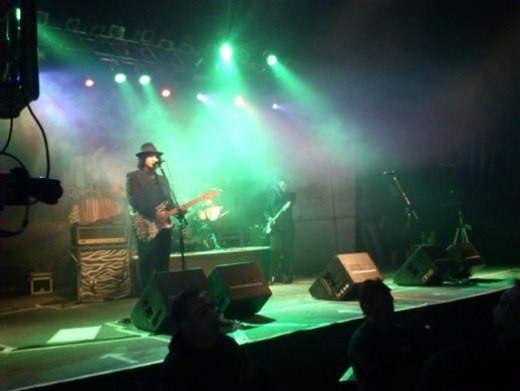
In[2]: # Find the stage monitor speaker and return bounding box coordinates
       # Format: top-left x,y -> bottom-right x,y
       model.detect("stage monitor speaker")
208,262 -> 271,319
308,252 -> 382,301
446,242 -> 486,279
130,268 -> 210,334
393,245 -> 458,286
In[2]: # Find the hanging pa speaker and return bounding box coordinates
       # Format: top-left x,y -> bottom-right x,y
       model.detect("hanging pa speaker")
308,252 -> 382,301
208,262 -> 271,319
446,242 -> 486,279
393,245 -> 458,286
130,268 -> 210,334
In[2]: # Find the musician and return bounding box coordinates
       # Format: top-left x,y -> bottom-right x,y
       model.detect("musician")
126,143 -> 176,293
264,178 -> 297,284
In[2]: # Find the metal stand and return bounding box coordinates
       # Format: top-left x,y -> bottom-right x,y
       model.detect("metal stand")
386,172 -> 421,236
158,164 -> 188,270
453,210 -> 471,244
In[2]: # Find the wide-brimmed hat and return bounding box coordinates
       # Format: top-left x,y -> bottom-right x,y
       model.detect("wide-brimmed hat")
136,142 -> 163,157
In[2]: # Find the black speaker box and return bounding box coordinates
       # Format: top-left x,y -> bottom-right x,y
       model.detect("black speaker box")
130,268 -> 210,334
309,252 -> 382,301
208,262 -> 271,319
446,242 -> 486,279
393,245 -> 457,286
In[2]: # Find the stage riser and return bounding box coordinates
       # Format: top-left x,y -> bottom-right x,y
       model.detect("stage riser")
130,246 -> 270,277
28,288 -> 505,389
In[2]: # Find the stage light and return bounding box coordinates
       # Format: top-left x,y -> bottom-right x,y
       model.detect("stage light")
160,88 -> 172,98
139,74 -> 151,85
109,24 -> 125,40
267,54 -> 278,66
114,73 -> 127,83
220,44 -> 233,62
140,29 -> 154,44
272,103 -> 279,110
65,18 -> 81,32
234,96 -> 244,106
84,78 -> 95,87
196,93 -> 209,103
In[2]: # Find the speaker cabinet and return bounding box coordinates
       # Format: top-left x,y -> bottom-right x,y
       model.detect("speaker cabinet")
393,245 -> 457,286
309,252 -> 382,301
208,262 -> 271,319
72,246 -> 132,302
131,268 -> 210,334
446,242 -> 486,279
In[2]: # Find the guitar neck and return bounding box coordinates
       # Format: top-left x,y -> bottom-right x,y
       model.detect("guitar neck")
166,193 -> 217,218
273,201 -> 291,222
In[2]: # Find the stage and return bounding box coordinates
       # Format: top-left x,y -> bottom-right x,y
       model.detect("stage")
0,265 -> 518,390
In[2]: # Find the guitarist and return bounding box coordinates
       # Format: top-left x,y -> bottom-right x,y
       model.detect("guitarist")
126,143 -> 177,293
263,178 -> 297,284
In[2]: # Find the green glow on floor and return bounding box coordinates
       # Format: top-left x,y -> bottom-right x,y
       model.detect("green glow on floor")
47,326 -> 101,344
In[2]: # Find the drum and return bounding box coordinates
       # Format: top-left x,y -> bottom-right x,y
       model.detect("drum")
197,201 -> 224,221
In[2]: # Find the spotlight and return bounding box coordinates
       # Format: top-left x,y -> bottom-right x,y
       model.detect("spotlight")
114,73 -> 127,83
160,88 -> 172,98
267,54 -> 278,66
109,24 -> 125,40
139,74 -> 151,85
220,44 -> 233,62
272,103 -> 279,110
84,78 -> 95,87
234,96 -> 244,106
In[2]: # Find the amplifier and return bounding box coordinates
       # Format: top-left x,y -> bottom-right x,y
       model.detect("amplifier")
72,224 -> 128,246
71,246 -> 132,302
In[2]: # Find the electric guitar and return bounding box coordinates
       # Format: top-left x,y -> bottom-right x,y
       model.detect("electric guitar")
263,201 -> 291,235
131,190 -> 220,242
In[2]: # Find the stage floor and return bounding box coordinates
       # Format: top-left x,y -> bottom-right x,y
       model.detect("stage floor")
0,266 -> 518,390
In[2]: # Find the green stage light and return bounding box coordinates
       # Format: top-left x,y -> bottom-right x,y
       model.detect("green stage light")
267,54 -> 278,66
234,96 -> 244,106
139,74 -> 151,85
220,44 -> 233,62
114,73 -> 127,83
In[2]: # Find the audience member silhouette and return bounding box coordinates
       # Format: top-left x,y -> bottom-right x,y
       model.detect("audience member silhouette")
492,279 -> 520,349
161,288 -> 265,390
414,280 -> 520,391
348,279 -> 427,391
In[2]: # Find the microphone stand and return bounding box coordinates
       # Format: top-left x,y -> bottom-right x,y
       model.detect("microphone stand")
386,171 -> 422,244
158,164 -> 188,271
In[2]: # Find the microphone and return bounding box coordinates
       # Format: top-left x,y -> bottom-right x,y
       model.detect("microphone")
153,159 -> 165,168
382,170 -> 396,176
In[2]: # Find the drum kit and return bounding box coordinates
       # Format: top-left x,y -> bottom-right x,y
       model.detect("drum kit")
181,199 -> 228,251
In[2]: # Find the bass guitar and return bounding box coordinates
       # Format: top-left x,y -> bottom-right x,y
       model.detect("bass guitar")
263,201 -> 291,235
131,190 -> 220,242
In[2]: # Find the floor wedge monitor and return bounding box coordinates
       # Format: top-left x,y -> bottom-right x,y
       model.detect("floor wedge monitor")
393,245 -> 457,286
309,252 -> 382,301
208,262 -> 271,319
446,242 -> 486,279
131,268 -> 210,334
